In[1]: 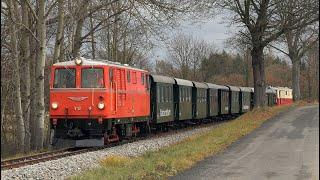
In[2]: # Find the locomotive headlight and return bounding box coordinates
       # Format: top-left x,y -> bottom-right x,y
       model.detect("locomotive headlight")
51,102 -> 58,109
97,102 -> 105,110
74,57 -> 83,65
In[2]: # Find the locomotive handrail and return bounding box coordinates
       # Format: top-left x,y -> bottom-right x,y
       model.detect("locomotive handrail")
110,82 -> 114,113
115,81 -> 118,112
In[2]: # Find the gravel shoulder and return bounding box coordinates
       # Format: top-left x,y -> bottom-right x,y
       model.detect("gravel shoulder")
1,124 -> 220,180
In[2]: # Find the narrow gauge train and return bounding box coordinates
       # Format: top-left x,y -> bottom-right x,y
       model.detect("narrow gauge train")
49,57 -> 282,147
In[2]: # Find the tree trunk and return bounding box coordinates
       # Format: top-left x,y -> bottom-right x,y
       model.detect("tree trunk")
112,18 -> 118,61
8,0 -> 26,153
20,0 -> 31,152
35,0 -> 46,150
53,0 -> 64,63
72,0 -> 89,58
316,50 -> 319,101
291,58 -> 301,101
245,48 -> 250,87
107,21 -> 111,60
90,13 -> 96,59
307,66 -> 311,102
251,47 -> 266,108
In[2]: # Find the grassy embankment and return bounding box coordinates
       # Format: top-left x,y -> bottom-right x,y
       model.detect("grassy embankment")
72,104 -> 295,180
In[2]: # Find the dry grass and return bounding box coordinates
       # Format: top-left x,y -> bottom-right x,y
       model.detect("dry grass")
1,148 -> 50,161
296,100 -> 319,107
71,104 -> 293,180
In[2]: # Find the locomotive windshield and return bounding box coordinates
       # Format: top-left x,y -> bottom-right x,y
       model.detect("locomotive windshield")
53,68 -> 76,88
81,68 -> 104,88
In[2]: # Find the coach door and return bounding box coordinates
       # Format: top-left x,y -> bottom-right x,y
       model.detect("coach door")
110,68 -> 117,114
115,68 -> 126,109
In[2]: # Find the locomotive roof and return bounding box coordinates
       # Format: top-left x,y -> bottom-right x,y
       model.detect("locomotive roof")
52,57 -> 148,72
239,87 -> 253,92
150,74 -> 175,84
174,78 -> 193,87
226,85 -> 241,92
206,83 -> 229,90
192,82 -> 208,89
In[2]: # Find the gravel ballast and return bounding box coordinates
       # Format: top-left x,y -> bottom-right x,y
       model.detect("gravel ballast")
1,124 -> 219,180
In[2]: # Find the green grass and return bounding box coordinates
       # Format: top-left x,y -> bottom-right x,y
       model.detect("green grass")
71,104 -> 293,180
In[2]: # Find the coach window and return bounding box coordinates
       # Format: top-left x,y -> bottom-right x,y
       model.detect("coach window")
186,88 -> 188,102
163,86 -> 166,102
164,86 -> 166,103
82,68 -> 104,88
169,86 -> 171,102
185,88 -> 187,102
161,86 -> 165,103
54,68 -> 76,88
169,87 -> 171,102
157,86 -> 160,103
183,88 -> 185,102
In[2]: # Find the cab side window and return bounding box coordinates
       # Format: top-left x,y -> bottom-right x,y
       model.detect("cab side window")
132,72 -> 137,84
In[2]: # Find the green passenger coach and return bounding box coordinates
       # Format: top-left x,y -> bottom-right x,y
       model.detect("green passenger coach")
192,82 -> 208,119
173,78 -> 193,121
239,87 -> 252,113
226,85 -> 241,114
150,75 -> 175,124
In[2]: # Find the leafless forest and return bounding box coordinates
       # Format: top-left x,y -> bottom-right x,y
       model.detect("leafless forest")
1,0 -> 319,157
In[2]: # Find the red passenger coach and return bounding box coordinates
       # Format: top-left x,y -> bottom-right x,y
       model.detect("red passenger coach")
50,57 -> 150,147
271,86 -> 293,105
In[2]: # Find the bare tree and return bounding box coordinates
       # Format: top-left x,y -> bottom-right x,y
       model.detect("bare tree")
269,15 -> 319,101
7,0 -> 26,152
167,33 -> 194,79
304,42 -> 319,101
34,0 -> 47,150
220,0 -> 319,107
52,0 -> 65,63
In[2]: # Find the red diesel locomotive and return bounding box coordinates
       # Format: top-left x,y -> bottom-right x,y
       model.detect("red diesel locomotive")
50,57 -> 150,146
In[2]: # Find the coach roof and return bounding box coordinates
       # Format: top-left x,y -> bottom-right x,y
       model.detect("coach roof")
193,82 -> 208,89
206,83 -> 229,90
150,74 -> 175,84
239,87 -> 253,92
174,78 -> 193,87
226,85 -> 241,92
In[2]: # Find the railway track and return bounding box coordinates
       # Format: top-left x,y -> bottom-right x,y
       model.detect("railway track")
1,148 -> 94,170
1,115 -> 236,171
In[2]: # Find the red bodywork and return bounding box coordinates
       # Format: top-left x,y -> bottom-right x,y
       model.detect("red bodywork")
276,98 -> 293,105
50,64 -> 150,121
